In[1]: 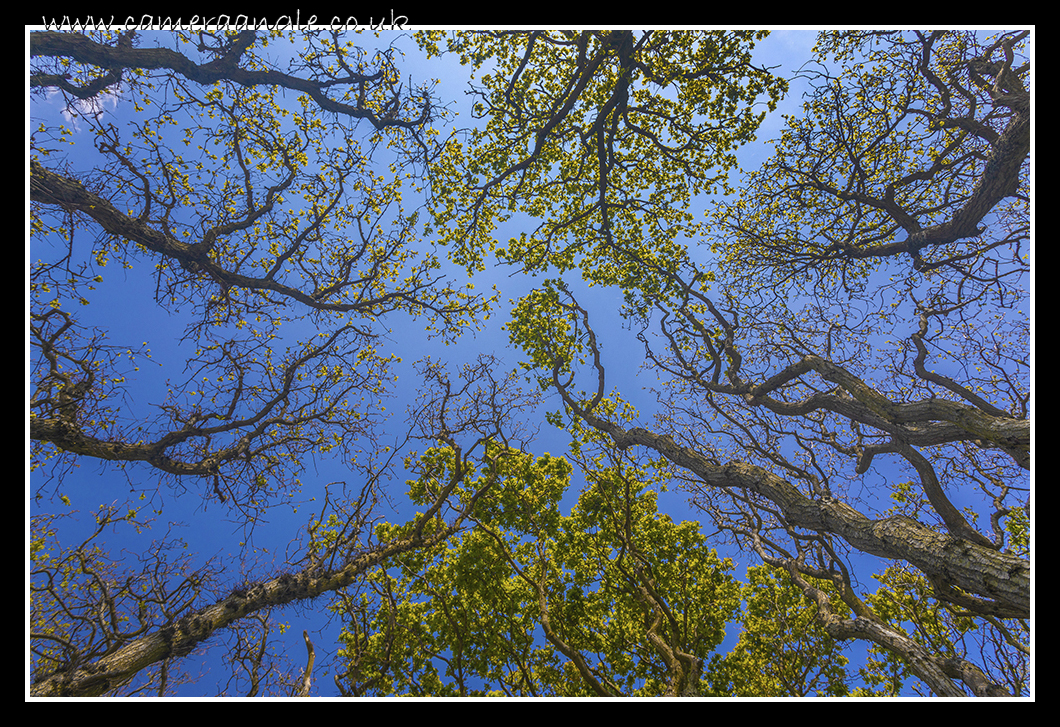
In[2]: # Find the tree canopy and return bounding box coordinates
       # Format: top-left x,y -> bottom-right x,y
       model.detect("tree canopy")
29,27 -> 1030,698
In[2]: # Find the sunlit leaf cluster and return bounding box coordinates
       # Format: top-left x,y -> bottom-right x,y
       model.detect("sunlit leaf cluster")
334,443 -> 741,697
417,30 -> 786,313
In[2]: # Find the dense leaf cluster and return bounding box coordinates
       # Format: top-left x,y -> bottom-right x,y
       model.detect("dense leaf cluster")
29,28 -> 1029,697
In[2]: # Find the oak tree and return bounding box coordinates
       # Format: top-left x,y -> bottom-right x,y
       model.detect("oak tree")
463,30 -> 1029,696
29,27 -> 1031,698
29,27 -> 500,697
333,428 -> 742,697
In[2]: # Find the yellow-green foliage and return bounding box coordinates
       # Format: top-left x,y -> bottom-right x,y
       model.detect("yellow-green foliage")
334,444 -> 741,697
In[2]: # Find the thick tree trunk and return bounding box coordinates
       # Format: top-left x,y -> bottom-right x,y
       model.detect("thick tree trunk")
594,420 -> 1029,620
30,522 -> 457,697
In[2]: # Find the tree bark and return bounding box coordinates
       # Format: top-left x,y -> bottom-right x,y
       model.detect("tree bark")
30,31 -> 430,130
592,420 -> 1029,620
30,520 -> 458,697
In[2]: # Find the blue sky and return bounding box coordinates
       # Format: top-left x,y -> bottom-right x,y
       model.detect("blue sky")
29,27 -> 1027,698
